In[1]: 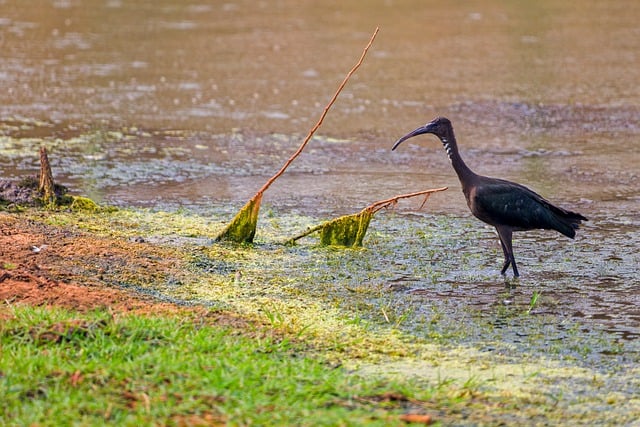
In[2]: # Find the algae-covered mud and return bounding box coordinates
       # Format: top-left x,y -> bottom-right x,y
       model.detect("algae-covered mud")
2,0 -> 640,424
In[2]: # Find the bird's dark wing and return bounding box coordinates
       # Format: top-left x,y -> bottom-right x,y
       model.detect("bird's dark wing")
470,179 -> 584,237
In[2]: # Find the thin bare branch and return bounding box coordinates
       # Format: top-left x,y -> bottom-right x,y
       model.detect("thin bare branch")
256,27 -> 380,195
285,186 -> 448,245
368,187 -> 448,213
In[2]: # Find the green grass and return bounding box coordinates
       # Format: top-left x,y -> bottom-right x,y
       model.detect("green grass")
0,305 -> 434,426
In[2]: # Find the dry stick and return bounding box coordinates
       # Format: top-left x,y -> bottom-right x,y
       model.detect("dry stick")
254,27 -> 379,196
286,186 -> 448,244
285,222 -> 326,244
368,186 -> 448,213
216,28 -> 380,243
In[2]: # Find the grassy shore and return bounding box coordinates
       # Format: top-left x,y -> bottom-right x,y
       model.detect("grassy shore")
1,305 -> 440,426
1,207 -> 638,425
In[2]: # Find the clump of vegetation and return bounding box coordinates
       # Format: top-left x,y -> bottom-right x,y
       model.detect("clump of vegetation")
319,209 -> 373,247
215,193 -> 262,243
69,196 -> 100,212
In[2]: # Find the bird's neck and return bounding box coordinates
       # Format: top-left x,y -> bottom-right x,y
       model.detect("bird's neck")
441,135 -> 477,187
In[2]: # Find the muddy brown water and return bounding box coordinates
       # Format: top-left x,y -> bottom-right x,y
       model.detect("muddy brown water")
1,0 -> 638,364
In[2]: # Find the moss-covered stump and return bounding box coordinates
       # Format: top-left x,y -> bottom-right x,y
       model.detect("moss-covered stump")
1,147 -> 101,212
0,178 -> 99,212
38,147 -> 56,207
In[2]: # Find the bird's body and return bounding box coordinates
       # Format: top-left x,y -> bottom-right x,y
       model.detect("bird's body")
392,117 -> 587,277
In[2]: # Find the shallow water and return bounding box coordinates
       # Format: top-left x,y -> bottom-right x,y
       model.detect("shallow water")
1,0 -> 639,366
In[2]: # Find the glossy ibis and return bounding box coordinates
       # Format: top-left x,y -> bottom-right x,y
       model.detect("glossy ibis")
392,116 -> 587,277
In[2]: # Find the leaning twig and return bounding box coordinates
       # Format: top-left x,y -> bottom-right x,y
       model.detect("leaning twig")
285,186 -> 448,247
367,186 -> 448,213
216,27 -> 380,243
256,27 -> 380,196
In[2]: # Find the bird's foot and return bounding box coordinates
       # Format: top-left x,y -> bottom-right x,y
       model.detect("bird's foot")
501,257 -> 519,277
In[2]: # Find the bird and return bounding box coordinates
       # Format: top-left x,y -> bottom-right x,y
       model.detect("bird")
392,116 -> 588,277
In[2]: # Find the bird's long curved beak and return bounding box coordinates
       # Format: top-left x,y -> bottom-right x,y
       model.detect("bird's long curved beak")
391,123 -> 436,151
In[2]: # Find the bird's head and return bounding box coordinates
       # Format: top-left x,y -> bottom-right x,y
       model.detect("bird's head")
392,116 -> 453,151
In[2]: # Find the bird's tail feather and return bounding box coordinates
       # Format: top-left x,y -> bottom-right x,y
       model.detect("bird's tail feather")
553,209 -> 588,238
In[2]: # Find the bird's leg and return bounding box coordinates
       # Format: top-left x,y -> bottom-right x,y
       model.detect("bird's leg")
496,227 -> 519,277
510,255 -> 519,277
498,236 -> 511,275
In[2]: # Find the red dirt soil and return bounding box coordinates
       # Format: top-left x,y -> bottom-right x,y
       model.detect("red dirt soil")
1,212 -> 193,318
